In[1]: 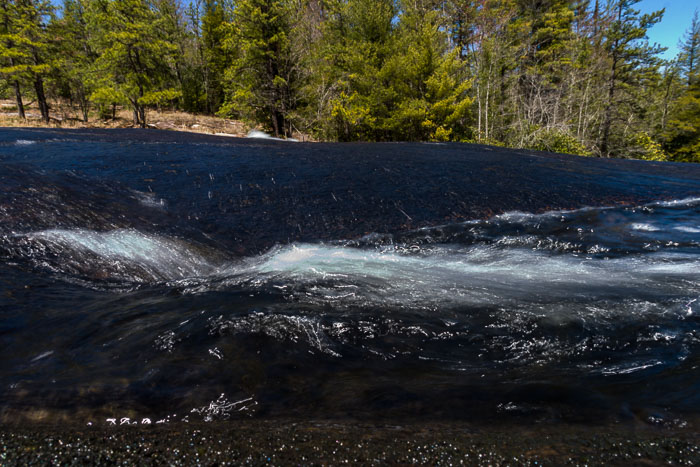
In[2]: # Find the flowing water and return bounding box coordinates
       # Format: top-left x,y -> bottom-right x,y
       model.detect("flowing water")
1,129 -> 699,428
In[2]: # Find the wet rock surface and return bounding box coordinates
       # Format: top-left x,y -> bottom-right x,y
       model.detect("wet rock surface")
2,128 -> 699,255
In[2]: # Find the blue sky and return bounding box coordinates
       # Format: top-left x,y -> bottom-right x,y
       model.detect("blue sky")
637,0 -> 699,60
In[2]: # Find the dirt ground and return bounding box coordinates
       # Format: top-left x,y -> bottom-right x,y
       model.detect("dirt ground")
0,99 -> 313,140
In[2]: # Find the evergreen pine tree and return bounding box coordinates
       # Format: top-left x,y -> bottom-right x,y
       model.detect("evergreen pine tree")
517,0 -> 578,148
54,0 -> 95,121
679,10 -> 699,85
322,0 -> 395,141
85,0 -> 180,127
0,0 -> 26,119
664,76 -> 700,162
200,0 -> 227,113
380,0 -> 473,141
598,0 -> 664,157
219,0 -> 299,137
0,0 -> 53,122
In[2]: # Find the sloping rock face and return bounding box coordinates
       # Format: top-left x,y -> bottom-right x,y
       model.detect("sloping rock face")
1,127 -> 699,255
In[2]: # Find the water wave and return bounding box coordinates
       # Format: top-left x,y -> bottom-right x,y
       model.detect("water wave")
7,228 -> 218,284
3,198 -> 698,312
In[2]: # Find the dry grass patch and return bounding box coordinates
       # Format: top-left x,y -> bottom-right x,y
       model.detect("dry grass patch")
0,100 -> 249,137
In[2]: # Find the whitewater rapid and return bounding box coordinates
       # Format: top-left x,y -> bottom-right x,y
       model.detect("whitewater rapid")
4,199 -> 698,317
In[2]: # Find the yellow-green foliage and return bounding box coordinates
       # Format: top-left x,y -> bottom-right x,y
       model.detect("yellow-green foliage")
428,124 -> 452,142
0,0 -> 53,80
528,128 -> 591,156
139,88 -> 183,106
664,75 -> 700,162
336,4 -> 473,142
633,132 -> 670,161
480,138 -> 507,147
90,85 -> 124,118
86,0 -> 180,125
423,50 -> 473,141
330,91 -> 376,139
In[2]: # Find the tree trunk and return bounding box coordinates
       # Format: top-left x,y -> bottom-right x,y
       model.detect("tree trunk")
600,52 -> 620,157
13,80 -> 25,120
138,104 -> 146,128
577,77 -> 590,140
476,81 -> 481,141
599,74 -> 615,157
270,109 -> 280,138
34,76 -> 49,123
485,77 -> 491,141
32,48 -> 50,123
600,5 -> 624,158
138,84 -> 146,128
78,90 -> 89,122
131,98 -> 146,128
661,71 -> 675,130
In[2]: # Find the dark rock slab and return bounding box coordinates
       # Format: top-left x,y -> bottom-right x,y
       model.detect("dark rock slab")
1,128 -> 699,255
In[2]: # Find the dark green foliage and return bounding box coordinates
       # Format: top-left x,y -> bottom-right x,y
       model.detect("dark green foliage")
0,0 -> 53,122
307,0 -> 473,142
598,0 -> 664,157
52,0 -> 94,121
199,0 -> 228,113
661,11 -> 700,162
85,0 -> 181,127
322,0 -> 395,140
217,0 -> 299,137
664,72 -> 700,162
680,10 -> 699,85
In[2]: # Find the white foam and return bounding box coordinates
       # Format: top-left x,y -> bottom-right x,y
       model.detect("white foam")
652,197 -> 700,207
23,229 -> 217,282
674,226 -> 700,233
15,139 -> 36,145
30,350 -> 54,362
630,223 -> 660,232
20,226 -> 699,305
600,360 -> 664,375
491,197 -> 700,225
246,130 -> 297,142
208,243 -> 700,308
131,190 -> 166,209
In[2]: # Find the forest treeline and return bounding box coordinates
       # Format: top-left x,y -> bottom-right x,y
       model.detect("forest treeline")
1,0 -> 698,161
